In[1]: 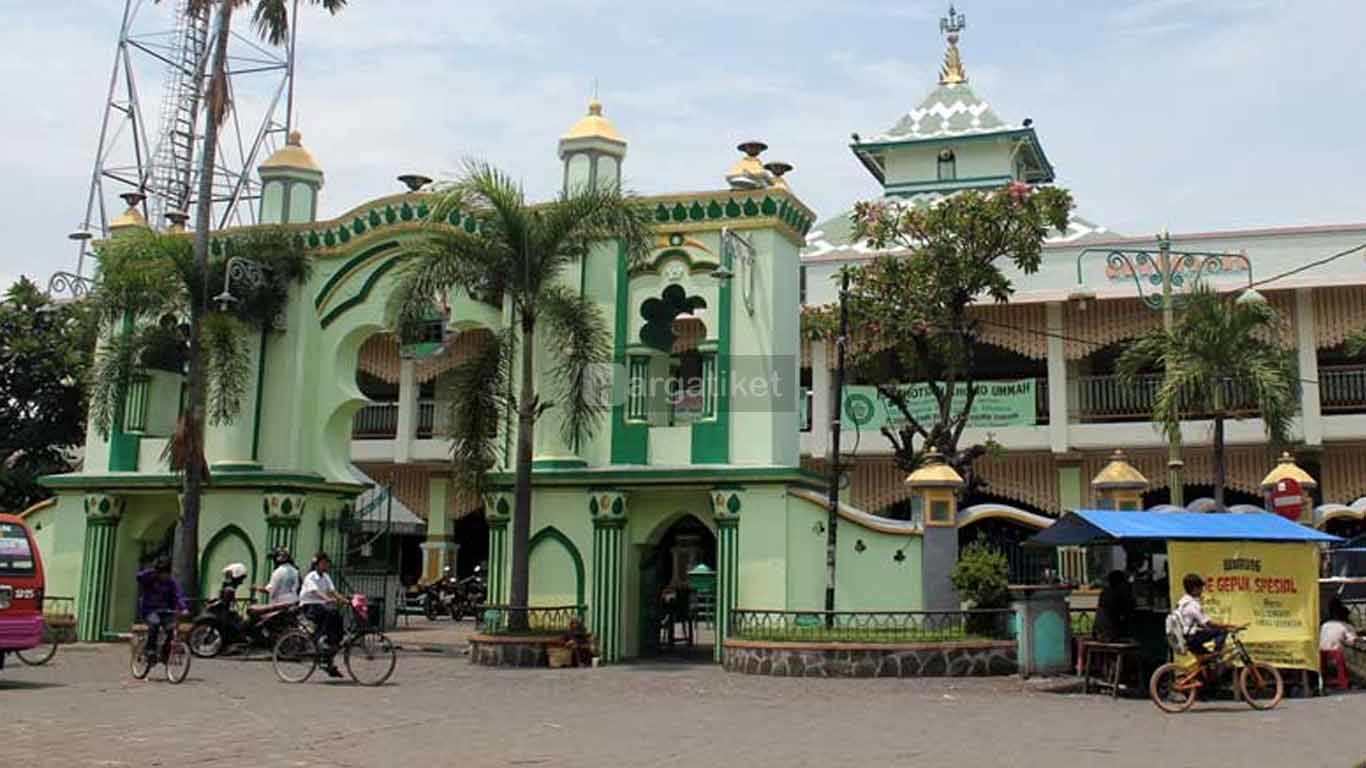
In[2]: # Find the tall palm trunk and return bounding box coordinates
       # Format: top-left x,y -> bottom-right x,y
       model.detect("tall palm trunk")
173,0 -> 233,596
508,312 -> 536,626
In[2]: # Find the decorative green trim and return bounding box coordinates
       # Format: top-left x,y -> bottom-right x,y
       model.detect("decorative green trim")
313,240 -> 401,311
631,247 -> 720,277
107,312 -> 140,472
210,461 -> 265,472
883,175 -> 1014,194
611,242 -> 648,464
691,235 -> 732,463
319,255 -> 404,329
42,471 -> 364,495
250,327 -> 268,462
528,525 -> 586,607
198,524 -> 259,598
530,458 -> 589,470
488,466 -> 823,489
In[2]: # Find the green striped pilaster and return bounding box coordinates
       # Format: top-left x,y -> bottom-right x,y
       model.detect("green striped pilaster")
711,490 -> 742,662
588,491 -> 628,663
485,494 -> 512,604
76,495 -> 125,642
263,492 -> 306,574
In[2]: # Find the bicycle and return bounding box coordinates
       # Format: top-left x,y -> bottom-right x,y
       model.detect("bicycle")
271,594 -> 395,686
130,611 -> 192,684
16,638 -> 58,666
1149,627 -> 1283,713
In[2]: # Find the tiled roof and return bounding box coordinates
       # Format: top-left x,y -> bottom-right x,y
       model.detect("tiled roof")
801,198 -> 1115,262
862,83 -> 1009,143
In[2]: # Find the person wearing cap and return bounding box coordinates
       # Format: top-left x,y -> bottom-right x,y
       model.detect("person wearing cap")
136,555 -> 188,663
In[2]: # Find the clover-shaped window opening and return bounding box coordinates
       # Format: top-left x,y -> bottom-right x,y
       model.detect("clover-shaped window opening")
638,284 -> 707,353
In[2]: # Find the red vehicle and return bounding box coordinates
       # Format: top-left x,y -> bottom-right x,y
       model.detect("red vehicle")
0,514 -> 45,669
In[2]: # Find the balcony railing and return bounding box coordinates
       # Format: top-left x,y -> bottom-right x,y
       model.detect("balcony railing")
1073,373 -> 1263,423
352,402 -> 398,439
416,400 -> 436,439
1320,365 -> 1366,414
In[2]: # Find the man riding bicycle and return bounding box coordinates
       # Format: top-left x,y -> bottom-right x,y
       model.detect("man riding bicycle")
136,556 -> 188,663
299,551 -> 346,678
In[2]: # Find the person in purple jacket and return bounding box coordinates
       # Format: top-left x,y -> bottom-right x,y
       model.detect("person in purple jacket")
137,555 -> 188,663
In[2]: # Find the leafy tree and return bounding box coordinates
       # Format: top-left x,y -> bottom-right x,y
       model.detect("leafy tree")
1118,284 -> 1296,511
0,279 -> 96,511
950,539 -> 1010,609
89,227 -> 310,589
388,162 -> 654,620
153,0 -> 345,592
806,183 -> 1072,496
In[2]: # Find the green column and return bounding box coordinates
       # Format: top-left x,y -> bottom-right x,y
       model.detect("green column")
485,494 -> 512,605
76,494 -> 125,642
263,492 -> 306,576
711,490 -> 741,663
589,491 -> 628,663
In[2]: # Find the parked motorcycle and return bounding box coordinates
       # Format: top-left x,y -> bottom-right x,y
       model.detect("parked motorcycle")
188,563 -> 300,658
421,565 -> 487,621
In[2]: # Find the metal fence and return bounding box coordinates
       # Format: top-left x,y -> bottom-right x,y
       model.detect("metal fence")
475,605 -> 586,636
1320,366 -> 1366,414
727,609 -> 1015,643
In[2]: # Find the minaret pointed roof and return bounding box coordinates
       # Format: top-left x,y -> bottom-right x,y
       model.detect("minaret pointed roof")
562,99 -> 625,143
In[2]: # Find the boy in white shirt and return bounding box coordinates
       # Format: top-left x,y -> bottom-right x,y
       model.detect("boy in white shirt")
1177,573 -> 1242,656
299,551 -> 346,678
255,548 -> 300,605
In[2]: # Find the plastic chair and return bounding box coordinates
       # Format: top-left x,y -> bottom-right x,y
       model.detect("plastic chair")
1320,649 -> 1349,691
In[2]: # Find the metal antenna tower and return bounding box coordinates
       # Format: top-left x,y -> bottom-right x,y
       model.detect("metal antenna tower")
72,0 -> 297,278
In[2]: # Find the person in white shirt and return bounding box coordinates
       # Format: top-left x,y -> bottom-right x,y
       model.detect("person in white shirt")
255,548 -> 300,605
1320,599 -> 1360,653
300,552 -> 346,678
1177,573 -> 1242,655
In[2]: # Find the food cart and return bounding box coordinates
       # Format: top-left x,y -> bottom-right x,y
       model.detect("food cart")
1028,509 -> 1341,690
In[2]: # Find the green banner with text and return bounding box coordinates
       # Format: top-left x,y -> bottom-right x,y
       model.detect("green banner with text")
841,379 -> 1038,431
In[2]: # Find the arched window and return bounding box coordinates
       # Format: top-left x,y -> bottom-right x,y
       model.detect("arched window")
937,148 -> 957,181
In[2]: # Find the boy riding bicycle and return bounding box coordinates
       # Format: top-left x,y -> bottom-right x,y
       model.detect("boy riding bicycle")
1177,573 -> 1243,656
136,556 -> 188,662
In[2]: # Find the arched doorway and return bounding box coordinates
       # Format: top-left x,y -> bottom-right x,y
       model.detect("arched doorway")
637,514 -> 717,661
957,494 -> 1054,585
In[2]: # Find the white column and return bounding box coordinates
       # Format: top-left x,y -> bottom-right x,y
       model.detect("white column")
1046,302 -> 1069,454
809,340 -> 829,459
1296,288 -> 1322,447
395,358 -> 417,463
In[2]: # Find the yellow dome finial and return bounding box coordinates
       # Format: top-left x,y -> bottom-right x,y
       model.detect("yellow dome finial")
261,130 -> 321,172
563,97 -> 625,143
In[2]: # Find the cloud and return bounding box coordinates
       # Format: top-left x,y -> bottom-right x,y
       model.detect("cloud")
3,0 -> 1364,291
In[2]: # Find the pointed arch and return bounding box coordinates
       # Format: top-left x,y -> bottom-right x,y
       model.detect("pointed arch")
528,525 -> 586,607
199,524 -> 259,598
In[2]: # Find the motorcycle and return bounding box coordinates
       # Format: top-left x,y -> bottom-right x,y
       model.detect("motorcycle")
188,563 -> 300,658
421,565 -> 487,621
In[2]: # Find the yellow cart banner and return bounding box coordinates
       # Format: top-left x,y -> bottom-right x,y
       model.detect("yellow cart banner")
1167,541 -> 1320,671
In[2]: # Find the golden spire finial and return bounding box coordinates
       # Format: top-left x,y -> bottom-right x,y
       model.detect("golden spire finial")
938,4 -> 968,85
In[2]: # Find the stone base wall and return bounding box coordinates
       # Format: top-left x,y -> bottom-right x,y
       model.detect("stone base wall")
723,639 -> 1018,678
468,634 -> 559,667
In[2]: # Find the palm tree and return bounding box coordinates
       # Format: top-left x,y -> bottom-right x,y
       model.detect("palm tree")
156,0 -> 346,593
388,162 -> 654,619
1118,285 -> 1297,511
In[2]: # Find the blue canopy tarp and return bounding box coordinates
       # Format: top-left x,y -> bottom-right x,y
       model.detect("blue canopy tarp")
1025,509 -> 1343,548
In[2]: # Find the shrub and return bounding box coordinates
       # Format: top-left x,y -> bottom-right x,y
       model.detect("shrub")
951,540 -> 1010,610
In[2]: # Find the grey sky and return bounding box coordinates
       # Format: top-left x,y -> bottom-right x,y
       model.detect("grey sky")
3,0 -> 1364,290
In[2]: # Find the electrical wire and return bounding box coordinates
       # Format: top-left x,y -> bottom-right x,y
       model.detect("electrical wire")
1248,241 -> 1366,290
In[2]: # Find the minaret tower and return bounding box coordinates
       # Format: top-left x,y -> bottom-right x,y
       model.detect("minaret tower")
938,4 -> 968,85
558,98 -> 627,194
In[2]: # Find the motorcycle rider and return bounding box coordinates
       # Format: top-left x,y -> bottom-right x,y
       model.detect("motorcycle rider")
256,547 -> 300,606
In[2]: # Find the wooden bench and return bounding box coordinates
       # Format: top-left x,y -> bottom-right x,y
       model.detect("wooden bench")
1080,640 -> 1142,698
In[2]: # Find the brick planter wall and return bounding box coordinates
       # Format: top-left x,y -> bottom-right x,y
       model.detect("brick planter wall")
468,633 -> 562,667
723,639 -> 1018,678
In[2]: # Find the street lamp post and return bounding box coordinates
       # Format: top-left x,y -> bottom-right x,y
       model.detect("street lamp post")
46,271 -> 97,301
212,256 -> 270,310
1073,232 -> 1259,508
824,269 -> 850,622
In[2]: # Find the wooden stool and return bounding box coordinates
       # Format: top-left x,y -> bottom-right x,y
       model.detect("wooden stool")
1083,641 -> 1142,698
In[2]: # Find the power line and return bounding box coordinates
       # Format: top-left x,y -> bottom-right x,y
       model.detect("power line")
1249,241 -> 1366,289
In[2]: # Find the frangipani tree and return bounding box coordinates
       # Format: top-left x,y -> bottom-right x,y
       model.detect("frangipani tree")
1118,284 -> 1297,511
387,162 -> 654,617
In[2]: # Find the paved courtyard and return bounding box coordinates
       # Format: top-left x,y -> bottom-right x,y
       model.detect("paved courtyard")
3,641 -> 1364,768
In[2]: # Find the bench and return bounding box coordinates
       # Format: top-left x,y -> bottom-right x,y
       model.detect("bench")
1080,640 -> 1142,698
